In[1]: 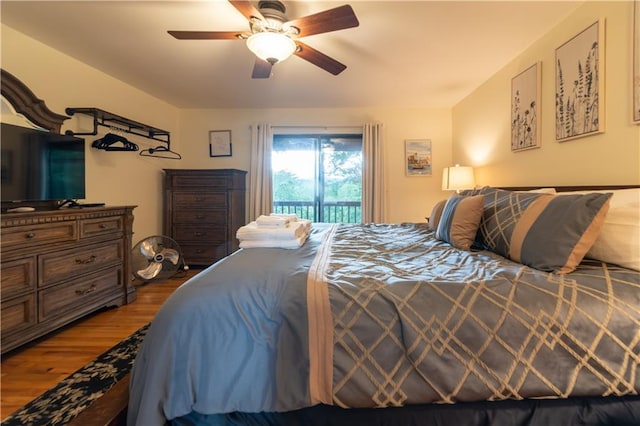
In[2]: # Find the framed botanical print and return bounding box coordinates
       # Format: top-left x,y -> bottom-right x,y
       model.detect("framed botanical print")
555,20 -> 605,141
511,62 -> 541,151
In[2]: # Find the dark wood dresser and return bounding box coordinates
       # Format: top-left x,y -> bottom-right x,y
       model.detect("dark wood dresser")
163,169 -> 247,266
0,206 -> 136,354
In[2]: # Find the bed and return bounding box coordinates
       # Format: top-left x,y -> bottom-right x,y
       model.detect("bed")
128,185 -> 640,425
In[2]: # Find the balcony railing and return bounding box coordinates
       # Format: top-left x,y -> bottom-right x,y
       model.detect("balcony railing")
273,201 -> 361,223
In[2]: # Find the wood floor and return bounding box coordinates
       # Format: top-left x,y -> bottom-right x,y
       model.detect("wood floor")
0,269 -> 198,421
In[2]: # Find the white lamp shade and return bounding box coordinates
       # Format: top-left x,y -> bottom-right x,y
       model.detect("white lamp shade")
246,32 -> 296,64
442,165 -> 475,191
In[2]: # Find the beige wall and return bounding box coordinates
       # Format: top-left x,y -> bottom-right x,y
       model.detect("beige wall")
6,1 -> 631,236
452,1 -> 640,187
1,24 -> 181,240
2,24 -> 452,233
177,108 -> 452,223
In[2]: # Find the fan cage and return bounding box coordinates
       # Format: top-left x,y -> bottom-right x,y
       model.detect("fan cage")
131,235 -> 184,283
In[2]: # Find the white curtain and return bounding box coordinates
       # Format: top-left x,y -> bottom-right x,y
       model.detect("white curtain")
249,123 -> 273,221
362,123 -> 385,223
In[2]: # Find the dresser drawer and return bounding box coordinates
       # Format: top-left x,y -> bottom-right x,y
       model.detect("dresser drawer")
173,210 -> 227,224
172,175 -> 233,189
173,192 -> 227,210
0,206 -> 135,354
1,257 -> 36,298
38,266 -> 123,322
181,244 -> 229,266
39,241 -> 123,286
1,220 -> 77,249
173,225 -> 226,244
164,170 -> 245,266
80,216 -> 124,239
1,294 -> 36,337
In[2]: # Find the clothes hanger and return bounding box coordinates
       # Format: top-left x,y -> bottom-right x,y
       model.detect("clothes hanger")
92,131 -> 139,151
139,145 -> 182,160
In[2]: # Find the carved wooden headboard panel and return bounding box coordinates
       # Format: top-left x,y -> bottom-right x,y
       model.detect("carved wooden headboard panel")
501,185 -> 640,191
1,69 -> 68,133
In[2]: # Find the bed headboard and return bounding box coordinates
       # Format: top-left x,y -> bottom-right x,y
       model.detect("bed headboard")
500,185 -> 640,192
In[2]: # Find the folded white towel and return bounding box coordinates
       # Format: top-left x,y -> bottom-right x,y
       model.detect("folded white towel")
236,221 -> 308,241
239,232 -> 309,249
270,213 -> 298,222
256,215 -> 290,228
298,219 -> 312,233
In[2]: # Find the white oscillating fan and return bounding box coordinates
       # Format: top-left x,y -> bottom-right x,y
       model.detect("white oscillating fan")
131,235 -> 184,282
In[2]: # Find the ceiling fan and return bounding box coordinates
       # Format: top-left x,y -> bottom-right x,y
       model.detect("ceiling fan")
168,0 -> 359,79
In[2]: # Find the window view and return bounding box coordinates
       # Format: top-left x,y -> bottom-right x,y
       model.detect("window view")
272,134 -> 362,223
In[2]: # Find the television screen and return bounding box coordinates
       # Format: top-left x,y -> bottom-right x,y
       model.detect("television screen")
1,123 -> 86,203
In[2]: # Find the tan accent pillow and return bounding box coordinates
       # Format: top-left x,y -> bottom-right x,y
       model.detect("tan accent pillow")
435,195 -> 484,250
428,199 -> 447,231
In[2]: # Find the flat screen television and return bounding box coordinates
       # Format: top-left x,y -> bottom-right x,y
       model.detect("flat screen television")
1,122 -> 86,205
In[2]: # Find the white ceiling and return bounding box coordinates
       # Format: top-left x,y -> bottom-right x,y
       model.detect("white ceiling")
1,0 -> 582,109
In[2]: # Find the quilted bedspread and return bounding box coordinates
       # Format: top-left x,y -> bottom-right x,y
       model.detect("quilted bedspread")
128,223 -> 640,425
308,224 -> 640,407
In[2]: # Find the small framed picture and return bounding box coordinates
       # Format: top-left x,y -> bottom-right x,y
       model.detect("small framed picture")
209,130 -> 232,157
405,139 -> 432,176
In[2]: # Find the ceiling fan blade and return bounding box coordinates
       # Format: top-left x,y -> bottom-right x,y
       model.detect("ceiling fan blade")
285,5 -> 359,38
229,0 -> 264,22
294,41 -> 347,76
252,58 -> 273,79
168,30 -> 244,40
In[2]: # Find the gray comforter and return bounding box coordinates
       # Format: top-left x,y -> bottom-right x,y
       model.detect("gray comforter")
128,223 -> 640,425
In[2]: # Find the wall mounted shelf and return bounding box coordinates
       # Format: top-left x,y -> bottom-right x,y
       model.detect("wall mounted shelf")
65,107 -> 181,159
65,107 -> 170,143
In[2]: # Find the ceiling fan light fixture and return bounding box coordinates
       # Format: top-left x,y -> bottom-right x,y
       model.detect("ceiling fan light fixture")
247,32 -> 296,65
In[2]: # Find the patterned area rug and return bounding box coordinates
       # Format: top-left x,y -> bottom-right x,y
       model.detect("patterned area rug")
2,323 -> 149,425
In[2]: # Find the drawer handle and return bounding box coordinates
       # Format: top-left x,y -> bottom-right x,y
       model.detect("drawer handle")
194,232 -> 206,237
76,284 -> 97,295
195,197 -> 205,202
195,215 -> 205,220
76,255 -> 97,264
99,224 -> 107,229
25,232 -> 36,239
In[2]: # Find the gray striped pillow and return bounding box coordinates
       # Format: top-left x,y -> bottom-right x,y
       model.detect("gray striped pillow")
477,187 -> 612,274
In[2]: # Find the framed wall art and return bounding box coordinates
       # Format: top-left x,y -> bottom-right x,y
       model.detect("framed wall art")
405,139 -> 432,176
555,20 -> 605,141
634,0 -> 640,123
511,62 -> 541,151
209,130 -> 232,157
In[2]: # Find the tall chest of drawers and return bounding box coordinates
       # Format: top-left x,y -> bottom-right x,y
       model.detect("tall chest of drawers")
163,169 -> 247,266
0,206 -> 136,354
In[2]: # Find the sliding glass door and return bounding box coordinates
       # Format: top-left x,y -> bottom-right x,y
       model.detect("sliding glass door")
272,134 -> 362,223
